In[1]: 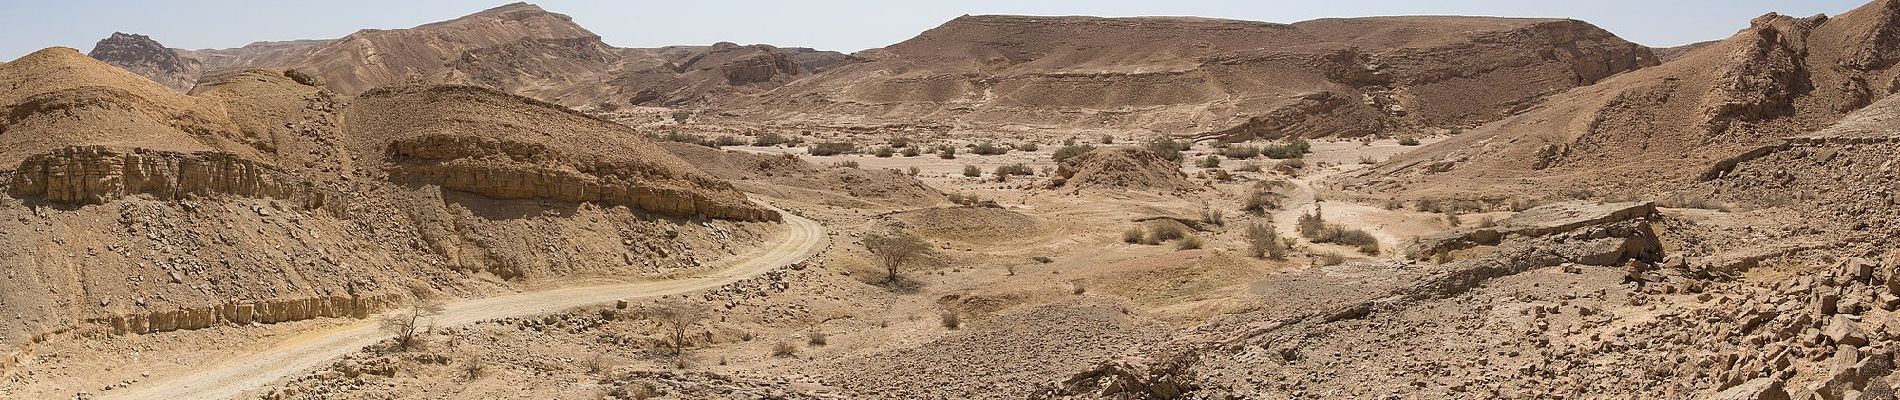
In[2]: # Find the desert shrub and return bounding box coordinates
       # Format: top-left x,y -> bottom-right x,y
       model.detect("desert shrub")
902,147 -> 921,157
715,135 -> 746,147
1261,143 -> 1303,159
1017,142 -> 1040,152
1123,228 -> 1145,244
1244,222 -> 1285,259
996,163 -> 1034,176
1054,145 -> 1095,163
940,311 -> 961,330
906,166 -> 920,176
972,142 -> 1008,155
1201,208 -> 1224,226
889,136 -> 911,148
1476,216 -> 1497,228
1415,199 -> 1443,213
1242,194 -> 1280,214
873,146 -> 895,157
1100,134 -> 1115,144
1444,210 -> 1462,227
1212,169 -> 1233,181
772,342 -> 797,357
1235,163 -> 1262,172
962,165 -> 981,177
807,331 -> 828,346
752,132 -> 788,146
939,146 -> 957,159
1147,223 -> 1187,243
834,160 -> 860,169
1275,159 -> 1305,171
1176,235 -> 1204,250
1317,252 -> 1346,266
1359,155 -> 1377,164
1383,199 -> 1404,210
1223,145 -> 1261,159
1398,137 -> 1421,146
1147,138 -> 1186,162
809,142 -> 856,156
1296,210 -> 1327,238
1197,155 -> 1222,168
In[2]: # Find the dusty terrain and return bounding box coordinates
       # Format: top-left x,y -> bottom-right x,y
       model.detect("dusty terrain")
6,1 -> 1900,399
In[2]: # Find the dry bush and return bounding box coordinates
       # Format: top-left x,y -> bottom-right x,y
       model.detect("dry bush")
962,165 -> 981,177
808,331 -> 828,346
1147,223 -> 1187,243
1197,155 -> 1222,168
753,132 -> 789,146
1100,134 -> 1115,144
996,163 -> 1034,176
972,142 -> 1009,155
1223,145 -> 1261,159
461,354 -> 487,381
940,311 -> 961,330
1053,145 -> 1095,163
873,146 -> 895,157
1201,207 -> 1225,226
1444,210 -> 1462,227
809,142 -> 856,156
902,147 -> 921,157
1123,228 -> 1145,244
1358,155 -> 1378,164
889,136 -> 911,148
1147,138 -> 1185,162
906,166 -> 920,176
834,160 -> 860,169
1235,163 -> 1263,172
1018,142 -> 1040,152
939,146 -> 957,159
772,341 -> 797,358
1244,222 -> 1285,259
1398,137 -> 1421,146
1317,252 -> 1346,266
715,135 -> 745,147
1176,235 -> 1204,250
1476,216 -> 1497,228
1383,199 -> 1404,210
1261,138 -> 1310,159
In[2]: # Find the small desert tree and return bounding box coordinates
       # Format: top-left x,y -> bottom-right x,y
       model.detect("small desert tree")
644,299 -> 709,359
381,299 -> 446,351
865,230 -> 932,283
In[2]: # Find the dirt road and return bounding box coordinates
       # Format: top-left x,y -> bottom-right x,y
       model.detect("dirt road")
105,207 -> 828,400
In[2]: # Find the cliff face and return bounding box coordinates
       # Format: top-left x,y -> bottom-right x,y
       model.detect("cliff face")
87,32 -> 202,92
738,15 -> 1656,138
1356,0 -> 1900,199
7,146 -> 329,208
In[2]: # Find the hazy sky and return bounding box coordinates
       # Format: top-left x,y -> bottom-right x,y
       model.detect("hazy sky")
0,0 -> 1870,61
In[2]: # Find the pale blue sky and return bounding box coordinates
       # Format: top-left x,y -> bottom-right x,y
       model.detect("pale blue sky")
0,0 -> 1870,60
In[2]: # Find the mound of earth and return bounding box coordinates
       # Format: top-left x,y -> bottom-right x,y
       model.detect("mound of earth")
1053,147 -> 1197,193
92,3 -> 845,110
734,14 -> 1654,138
0,48 -> 781,352
885,206 -> 1043,243
1352,0 -> 1900,200
659,142 -> 945,208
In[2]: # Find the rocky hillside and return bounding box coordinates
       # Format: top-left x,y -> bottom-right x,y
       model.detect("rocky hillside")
86,32 -> 202,92
91,3 -> 845,110
0,47 -> 781,351
1353,0 -> 1900,201
731,14 -> 1656,138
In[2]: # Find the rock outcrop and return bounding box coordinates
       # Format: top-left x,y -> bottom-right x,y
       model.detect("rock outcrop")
88,32 -> 202,92
8,146 -> 331,208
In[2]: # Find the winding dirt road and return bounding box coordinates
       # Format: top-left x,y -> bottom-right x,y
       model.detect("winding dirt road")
106,208 -> 827,400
